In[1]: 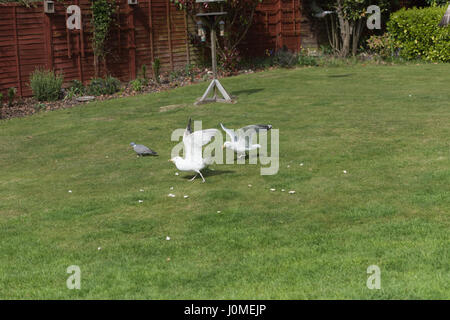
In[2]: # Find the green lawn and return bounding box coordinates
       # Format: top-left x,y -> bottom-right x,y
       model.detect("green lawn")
0,64 -> 449,299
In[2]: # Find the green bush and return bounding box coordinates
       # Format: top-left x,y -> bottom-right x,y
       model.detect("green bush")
366,33 -> 395,58
64,80 -> 86,100
87,76 -> 120,96
129,78 -> 147,92
297,51 -> 318,67
387,6 -> 450,62
70,80 -> 85,95
30,69 -> 63,101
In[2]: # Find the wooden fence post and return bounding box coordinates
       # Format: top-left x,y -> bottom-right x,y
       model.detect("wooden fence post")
184,11 -> 190,65
166,0 -> 173,71
148,0 -> 154,65
276,0 -> 282,49
12,6 -> 23,97
43,12 -> 54,70
128,6 -> 136,80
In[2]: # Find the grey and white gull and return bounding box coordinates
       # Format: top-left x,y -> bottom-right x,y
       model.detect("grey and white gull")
169,118 -> 220,183
220,123 -> 272,158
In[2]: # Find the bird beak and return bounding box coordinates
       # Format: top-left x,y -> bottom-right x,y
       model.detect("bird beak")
168,159 -> 173,162
222,145 -> 225,149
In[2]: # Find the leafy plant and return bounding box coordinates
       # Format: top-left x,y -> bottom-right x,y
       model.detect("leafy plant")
129,78 -> 146,92
152,58 -> 161,84
366,33 -> 394,58
87,76 -> 120,96
64,80 -> 86,100
30,68 -> 63,101
387,6 -> 450,62
8,87 -> 17,106
139,64 -> 148,81
184,63 -> 195,81
91,0 -> 116,77
0,93 -> 3,103
297,51 -> 319,66
70,80 -> 85,95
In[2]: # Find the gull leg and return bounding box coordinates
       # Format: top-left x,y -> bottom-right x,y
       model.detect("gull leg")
189,174 -> 198,182
198,171 -> 206,183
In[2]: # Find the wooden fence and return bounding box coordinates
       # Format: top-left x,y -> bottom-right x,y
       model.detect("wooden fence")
0,0 -> 199,97
242,0 -> 303,57
0,0 -> 307,98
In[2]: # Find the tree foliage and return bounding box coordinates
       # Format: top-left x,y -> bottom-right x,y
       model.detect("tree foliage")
314,0 -> 392,57
172,0 -> 262,69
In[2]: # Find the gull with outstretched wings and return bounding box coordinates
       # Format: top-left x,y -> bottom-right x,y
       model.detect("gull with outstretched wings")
220,123 -> 272,158
169,118 -> 220,183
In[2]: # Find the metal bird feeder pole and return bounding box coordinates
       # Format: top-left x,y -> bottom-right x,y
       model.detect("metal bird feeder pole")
194,0 -> 235,105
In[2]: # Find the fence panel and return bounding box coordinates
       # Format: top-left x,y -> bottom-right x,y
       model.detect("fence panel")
0,0 -> 197,97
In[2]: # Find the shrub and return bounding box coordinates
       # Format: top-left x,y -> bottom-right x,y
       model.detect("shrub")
30,69 -> 63,101
64,80 -> 86,100
0,93 -> 3,103
366,33 -> 395,58
70,80 -> 85,95
297,50 -> 318,66
387,6 -> 450,62
87,76 -> 120,96
129,78 -> 147,92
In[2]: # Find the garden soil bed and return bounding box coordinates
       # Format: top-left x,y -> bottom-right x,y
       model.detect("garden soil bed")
0,68 -> 256,120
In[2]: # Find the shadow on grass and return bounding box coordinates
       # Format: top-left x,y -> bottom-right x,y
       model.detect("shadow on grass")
231,88 -> 264,96
327,74 -> 353,78
181,169 -> 235,180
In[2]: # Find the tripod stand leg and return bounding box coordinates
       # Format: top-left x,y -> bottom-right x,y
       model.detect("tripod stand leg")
199,80 -> 216,102
215,79 -> 232,101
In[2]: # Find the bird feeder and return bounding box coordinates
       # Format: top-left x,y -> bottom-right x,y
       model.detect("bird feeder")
194,0 -> 234,105
219,20 -> 225,36
44,0 -> 55,14
197,20 -> 206,42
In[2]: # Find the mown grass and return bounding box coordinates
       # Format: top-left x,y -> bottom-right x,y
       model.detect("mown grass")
0,64 -> 449,299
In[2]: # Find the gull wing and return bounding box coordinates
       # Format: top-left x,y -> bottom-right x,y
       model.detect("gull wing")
183,129 -> 220,161
183,118 -> 193,141
220,123 -> 238,143
237,124 -> 272,148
